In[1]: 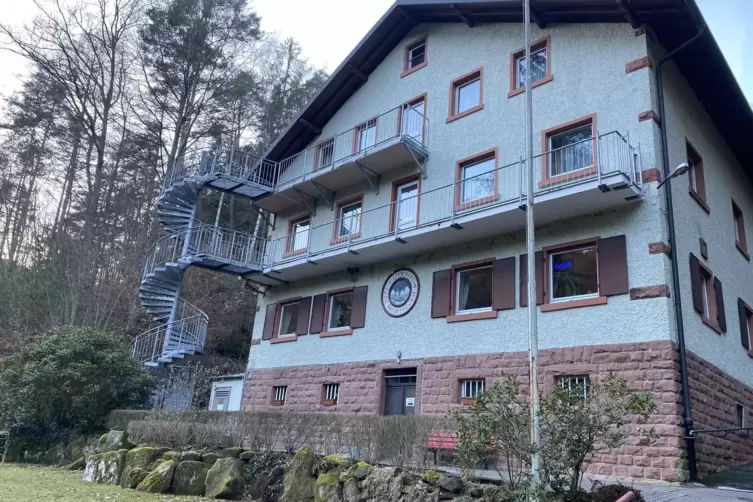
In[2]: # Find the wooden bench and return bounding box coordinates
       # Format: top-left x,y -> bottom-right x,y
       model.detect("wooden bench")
427,432 -> 496,468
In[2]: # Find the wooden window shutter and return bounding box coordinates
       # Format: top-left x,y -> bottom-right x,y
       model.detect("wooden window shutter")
689,254 -> 703,314
714,278 -> 726,332
519,252 -> 544,306
310,294 -> 327,334
296,296 -> 312,335
262,303 -> 278,340
597,235 -> 629,296
492,257 -> 516,310
432,269 -> 452,318
738,299 -> 750,350
351,286 -> 368,329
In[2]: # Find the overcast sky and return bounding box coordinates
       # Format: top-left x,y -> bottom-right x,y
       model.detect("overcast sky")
0,0 -> 750,104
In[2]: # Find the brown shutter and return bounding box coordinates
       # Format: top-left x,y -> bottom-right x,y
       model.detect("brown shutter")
689,254 -> 703,314
714,278 -> 726,332
261,303 -> 278,340
598,235 -> 629,296
432,269 -> 452,318
492,257 -> 516,310
350,286 -> 368,329
296,296 -> 312,335
739,299 -> 750,349
310,294 -> 327,334
519,252 -> 544,306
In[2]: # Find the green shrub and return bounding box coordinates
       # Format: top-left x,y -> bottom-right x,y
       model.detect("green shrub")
0,327 -> 155,445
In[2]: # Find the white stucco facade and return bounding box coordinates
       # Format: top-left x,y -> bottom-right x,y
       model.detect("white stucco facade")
209,376 -> 244,411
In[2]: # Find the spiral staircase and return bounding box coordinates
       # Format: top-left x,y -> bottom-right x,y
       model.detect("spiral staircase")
132,148 -> 278,367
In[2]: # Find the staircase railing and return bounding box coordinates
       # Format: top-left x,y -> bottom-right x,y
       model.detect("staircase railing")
142,224 -> 269,281
163,146 -> 279,194
131,298 -> 208,365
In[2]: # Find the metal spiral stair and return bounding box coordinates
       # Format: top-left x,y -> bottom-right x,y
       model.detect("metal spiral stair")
132,148 -> 278,366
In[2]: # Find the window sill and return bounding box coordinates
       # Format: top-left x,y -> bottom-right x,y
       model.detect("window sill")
330,233 -> 362,246
540,296 -> 607,312
446,311 -> 498,323
320,329 -> 354,338
270,336 -> 298,344
507,75 -> 554,98
271,400 -> 285,406
701,317 -> 722,335
539,166 -> 598,189
322,400 -> 338,406
460,398 -> 476,406
737,242 -> 750,261
446,104 -> 484,124
455,194 -> 499,212
689,189 -> 710,214
401,62 -> 427,78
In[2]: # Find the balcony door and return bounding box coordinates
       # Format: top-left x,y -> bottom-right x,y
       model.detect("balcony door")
401,98 -> 425,142
395,180 -> 419,231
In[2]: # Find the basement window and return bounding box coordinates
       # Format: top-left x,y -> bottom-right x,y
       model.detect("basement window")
323,383 -> 340,406
272,386 -> 287,406
460,379 -> 486,405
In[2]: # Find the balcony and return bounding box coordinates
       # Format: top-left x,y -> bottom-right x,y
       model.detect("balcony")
259,131 -> 644,283
255,106 -> 430,214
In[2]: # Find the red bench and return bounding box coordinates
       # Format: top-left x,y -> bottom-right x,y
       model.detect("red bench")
427,432 -> 496,468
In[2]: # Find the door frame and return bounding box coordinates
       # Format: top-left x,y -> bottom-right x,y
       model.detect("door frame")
380,366 -> 420,416
390,174 -> 422,233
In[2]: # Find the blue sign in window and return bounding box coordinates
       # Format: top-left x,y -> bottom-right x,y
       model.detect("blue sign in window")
554,260 -> 573,271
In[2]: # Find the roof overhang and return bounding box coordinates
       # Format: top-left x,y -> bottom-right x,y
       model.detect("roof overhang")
264,0 -> 753,172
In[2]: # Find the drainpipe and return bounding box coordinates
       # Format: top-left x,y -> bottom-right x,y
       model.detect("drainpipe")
654,1 -> 706,482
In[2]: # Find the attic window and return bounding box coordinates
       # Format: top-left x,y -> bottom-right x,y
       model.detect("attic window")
402,37 -> 427,77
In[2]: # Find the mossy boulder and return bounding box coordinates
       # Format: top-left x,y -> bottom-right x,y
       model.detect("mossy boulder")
62,436 -> 99,465
243,451 -> 289,500
136,459 -> 178,493
171,460 -> 210,496
422,470 -> 444,486
315,472 -> 343,502
205,457 -> 245,499
120,447 -> 157,488
320,455 -> 350,474
180,450 -> 202,462
122,467 -> 150,489
162,450 -> 181,461
239,450 -> 257,461
217,447 -> 245,458
202,452 -> 220,465
99,430 -> 134,453
340,461 -> 371,483
282,446 -> 316,502
83,449 -> 129,484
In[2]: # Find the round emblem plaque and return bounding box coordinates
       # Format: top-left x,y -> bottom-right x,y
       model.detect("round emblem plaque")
381,269 -> 420,317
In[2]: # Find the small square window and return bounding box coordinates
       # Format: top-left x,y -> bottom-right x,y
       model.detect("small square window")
548,124 -> 594,176
286,217 -> 311,255
272,386 -> 287,406
549,245 -> 599,302
323,383 -> 340,405
557,375 -> 590,400
355,118 -> 377,152
516,46 -> 548,89
315,138 -> 335,170
328,291 -> 354,331
733,200 -> 748,257
337,201 -> 362,239
460,379 -> 486,404
403,37 -> 427,76
448,68 -> 483,121
455,265 -> 493,314
737,404 -> 746,428
278,302 -> 300,337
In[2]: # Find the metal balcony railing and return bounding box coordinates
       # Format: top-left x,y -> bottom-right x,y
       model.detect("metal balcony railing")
275,105 -> 429,190
163,146 -> 279,194
131,299 -> 208,364
265,131 -> 642,266
142,223 -> 267,281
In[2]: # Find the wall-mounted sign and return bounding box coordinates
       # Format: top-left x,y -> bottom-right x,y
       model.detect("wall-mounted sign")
381,268 -> 420,317
405,397 -> 416,407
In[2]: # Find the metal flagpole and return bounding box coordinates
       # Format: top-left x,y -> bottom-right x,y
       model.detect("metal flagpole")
524,0 -> 542,487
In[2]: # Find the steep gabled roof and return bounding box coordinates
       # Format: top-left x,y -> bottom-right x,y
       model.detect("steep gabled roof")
264,0 -> 753,171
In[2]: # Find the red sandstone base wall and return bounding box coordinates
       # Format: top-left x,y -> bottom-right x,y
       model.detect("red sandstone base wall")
244,341 -> 685,481
687,350 -> 753,478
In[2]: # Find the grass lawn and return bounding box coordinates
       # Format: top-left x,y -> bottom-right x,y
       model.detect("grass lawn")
0,464 -> 209,502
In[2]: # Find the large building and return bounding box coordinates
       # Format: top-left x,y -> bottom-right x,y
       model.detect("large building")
135,0 -> 753,484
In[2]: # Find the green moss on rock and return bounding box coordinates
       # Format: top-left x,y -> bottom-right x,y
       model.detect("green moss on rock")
202,452 -> 220,465
422,470 -> 444,486
180,450 -> 201,462
122,467 -> 149,489
136,459 -> 178,493
217,447 -> 245,458
282,446 -> 316,502
205,457 -> 245,499
171,460 -> 210,496
315,472 -> 342,502
162,450 -> 181,461
120,447 -> 157,488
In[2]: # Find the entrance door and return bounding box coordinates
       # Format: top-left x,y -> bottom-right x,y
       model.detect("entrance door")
395,181 -> 419,231
384,369 -> 417,415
